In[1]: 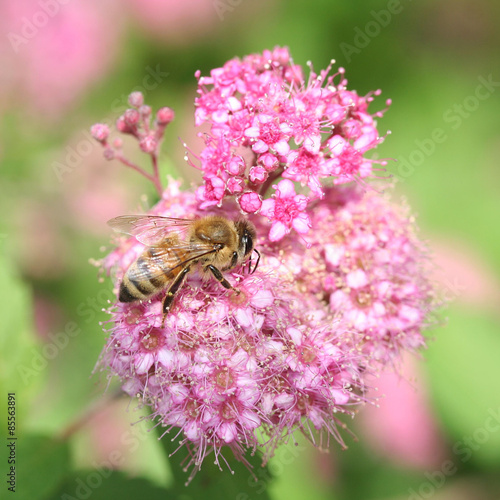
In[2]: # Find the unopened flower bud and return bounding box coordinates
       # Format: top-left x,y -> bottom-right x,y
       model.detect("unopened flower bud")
90,123 -> 110,142
226,177 -> 244,194
128,91 -> 144,108
226,157 -> 245,176
239,191 -> 262,213
103,148 -> 115,160
259,153 -> 279,172
139,135 -> 157,153
249,166 -> 268,184
124,109 -> 140,127
116,116 -> 131,134
156,107 -> 175,125
139,105 -> 152,118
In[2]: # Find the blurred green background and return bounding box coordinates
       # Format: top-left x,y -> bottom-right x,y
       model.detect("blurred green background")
1,0 -> 500,499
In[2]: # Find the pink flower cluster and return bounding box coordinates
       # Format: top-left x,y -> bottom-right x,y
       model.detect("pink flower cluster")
93,48 -> 436,480
287,187 -> 433,362
191,47 -> 390,241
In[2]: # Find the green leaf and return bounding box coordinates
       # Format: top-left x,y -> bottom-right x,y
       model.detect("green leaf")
15,435 -> 71,500
0,248 -> 35,383
336,438 -> 427,500
50,471 -> 172,500
426,307 -> 500,466
0,249 -> 40,423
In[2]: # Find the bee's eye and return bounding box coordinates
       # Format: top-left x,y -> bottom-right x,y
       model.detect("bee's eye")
243,232 -> 253,256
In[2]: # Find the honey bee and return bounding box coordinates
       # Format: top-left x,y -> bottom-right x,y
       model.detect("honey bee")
107,215 -> 259,323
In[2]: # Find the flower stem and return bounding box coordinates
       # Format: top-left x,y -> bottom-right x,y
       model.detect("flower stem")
150,152 -> 163,197
116,154 -> 163,197
58,389 -> 124,441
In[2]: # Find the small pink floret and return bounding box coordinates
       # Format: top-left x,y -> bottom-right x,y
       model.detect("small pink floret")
90,123 -> 110,142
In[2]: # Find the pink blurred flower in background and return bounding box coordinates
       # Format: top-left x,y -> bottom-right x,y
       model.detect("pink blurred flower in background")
0,0 -> 122,117
124,0 -> 218,43
13,200 -> 70,278
359,354 -> 447,469
33,295 -> 65,341
59,131 -> 144,237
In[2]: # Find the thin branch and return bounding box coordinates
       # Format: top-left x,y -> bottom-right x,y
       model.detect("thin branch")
58,389 -> 124,441
115,154 -> 163,197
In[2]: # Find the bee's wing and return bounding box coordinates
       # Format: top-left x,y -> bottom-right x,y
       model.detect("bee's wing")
126,240 -> 219,283
107,215 -> 195,245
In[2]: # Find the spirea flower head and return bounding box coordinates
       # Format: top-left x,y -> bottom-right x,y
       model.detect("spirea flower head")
190,47 -> 391,242
92,47 -> 437,482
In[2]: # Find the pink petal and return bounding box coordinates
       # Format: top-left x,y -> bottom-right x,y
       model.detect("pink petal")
287,327 -> 303,346
274,140 -> 290,156
250,289 -> 274,308
346,269 -> 368,289
240,410 -> 261,429
292,213 -> 311,234
157,348 -> 174,368
330,289 -> 348,310
252,140 -> 269,153
212,110 -> 228,123
269,221 -> 288,241
275,393 -> 294,409
328,135 -> 347,156
184,421 -> 200,440
135,353 -> 154,374
169,384 -> 189,404
399,305 -> 421,327
218,422 -> 237,443
261,393 -> 274,413
279,122 -> 293,134
229,349 -> 249,368
330,388 -> 350,405
294,194 -> 308,210
275,179 -> 296,198
257,114 -> 272,124
304,134 -> 321,154
244,126 -> 260,138
259,198 -> 275,217
227,96 -> 242,111
235,307 -> 253,327
324,244 -> 344,267
354,126 -> 377,151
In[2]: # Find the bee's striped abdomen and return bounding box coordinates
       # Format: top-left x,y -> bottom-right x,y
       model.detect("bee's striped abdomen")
118,246 -> 186,303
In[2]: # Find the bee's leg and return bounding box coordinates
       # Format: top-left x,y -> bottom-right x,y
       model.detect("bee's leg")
161,266 -> 191,326
205,265 -> 239,294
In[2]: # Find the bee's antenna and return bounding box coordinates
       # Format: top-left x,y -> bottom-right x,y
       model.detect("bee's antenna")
251,249 -> 260,274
